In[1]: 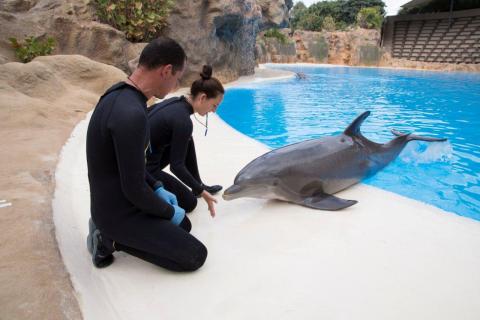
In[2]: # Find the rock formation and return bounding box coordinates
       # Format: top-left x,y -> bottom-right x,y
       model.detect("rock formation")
0,0 -> 291,83
0,0 -> 144,71
163,0 -> 291,84
257,0 -> 291,28
0,55 -> 126,319
257,28 -> 382,66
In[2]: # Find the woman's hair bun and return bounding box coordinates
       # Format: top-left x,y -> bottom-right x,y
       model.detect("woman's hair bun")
200,65 -> 213,80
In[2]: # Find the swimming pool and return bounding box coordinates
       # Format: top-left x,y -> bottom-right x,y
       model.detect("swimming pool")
217,64 -> 480,221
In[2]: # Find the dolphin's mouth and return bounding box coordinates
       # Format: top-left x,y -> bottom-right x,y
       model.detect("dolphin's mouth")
222,184 -> 244,201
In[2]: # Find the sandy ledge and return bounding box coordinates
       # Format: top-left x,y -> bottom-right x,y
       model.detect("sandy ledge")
53,67 -> 480,320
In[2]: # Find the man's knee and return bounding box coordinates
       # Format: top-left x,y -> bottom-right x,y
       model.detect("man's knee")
181,243 -> 207,271
179,216 -> 192,232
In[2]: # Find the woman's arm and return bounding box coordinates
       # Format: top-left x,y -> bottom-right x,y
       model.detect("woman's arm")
169,119 -> 205,195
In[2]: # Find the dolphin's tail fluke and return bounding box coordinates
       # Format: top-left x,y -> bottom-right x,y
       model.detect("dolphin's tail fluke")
391,129 -> 447,142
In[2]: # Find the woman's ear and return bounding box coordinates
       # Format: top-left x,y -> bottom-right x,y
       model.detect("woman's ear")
200,93 -> 207,102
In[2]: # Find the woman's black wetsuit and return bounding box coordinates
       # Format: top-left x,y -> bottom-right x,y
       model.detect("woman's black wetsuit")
86,83 -> 207,271
146,97 -> 205,206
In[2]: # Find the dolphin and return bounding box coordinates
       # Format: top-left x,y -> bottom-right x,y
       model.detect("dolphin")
222,111 -> 447,211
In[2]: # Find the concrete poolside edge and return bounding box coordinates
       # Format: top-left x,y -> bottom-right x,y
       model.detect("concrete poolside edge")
53,66 -> 480,320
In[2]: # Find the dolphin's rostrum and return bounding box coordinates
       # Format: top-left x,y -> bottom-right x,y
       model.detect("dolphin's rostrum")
222,111 -> 447,211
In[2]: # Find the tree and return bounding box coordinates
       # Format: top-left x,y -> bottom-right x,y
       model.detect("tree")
289,0 -> 386,31
309,1 -> 343,23
299,13 -> 324,31
356,7 -> 383,29
340,0 -> 386,25
322,16 -> 337,31
290,2 -> 307,30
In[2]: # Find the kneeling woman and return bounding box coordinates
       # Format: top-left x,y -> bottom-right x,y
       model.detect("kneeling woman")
147,65 -> 224,216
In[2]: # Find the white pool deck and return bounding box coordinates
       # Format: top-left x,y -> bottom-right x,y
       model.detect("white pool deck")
53,67 -> 480,320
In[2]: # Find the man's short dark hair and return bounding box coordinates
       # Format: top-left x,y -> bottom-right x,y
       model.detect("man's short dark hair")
139,37 -> 186,72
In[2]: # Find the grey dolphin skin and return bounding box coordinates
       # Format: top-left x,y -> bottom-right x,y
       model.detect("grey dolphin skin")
222,111 -> 447,211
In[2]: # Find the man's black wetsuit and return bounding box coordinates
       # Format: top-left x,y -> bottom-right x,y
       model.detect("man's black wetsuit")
86,83 -> 207,271
146,96 -> 205,206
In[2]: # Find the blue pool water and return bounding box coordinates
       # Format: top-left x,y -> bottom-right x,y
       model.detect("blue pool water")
217,64 -> 480,221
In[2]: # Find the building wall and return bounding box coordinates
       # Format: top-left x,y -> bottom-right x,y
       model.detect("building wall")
381,9 -> 480,64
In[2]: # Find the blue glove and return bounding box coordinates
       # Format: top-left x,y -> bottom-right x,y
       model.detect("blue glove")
154,186 -> 178,206
171,205 -> 186,226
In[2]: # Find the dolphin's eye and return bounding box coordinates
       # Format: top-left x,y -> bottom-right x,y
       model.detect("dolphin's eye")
341,138 -> 345,142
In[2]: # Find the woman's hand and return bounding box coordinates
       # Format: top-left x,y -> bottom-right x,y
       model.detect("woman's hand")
201,190 -> 217,217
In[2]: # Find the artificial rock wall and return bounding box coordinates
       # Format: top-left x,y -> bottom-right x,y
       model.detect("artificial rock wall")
0,0 -> 292,83
256,28 -> 382,66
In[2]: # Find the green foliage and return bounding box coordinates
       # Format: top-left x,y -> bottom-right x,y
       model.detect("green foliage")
309,0 -> 343,23
290,1 -> 308,31
298,14 -> 324,31
93,0 -> 175,42
340,0 -> 386,25
322,16 -> 336,31
335,21 -> 349,31
356,7 -> 383,29
8,36 -> 56,63
290,0 -> 386,31
263,28 -> 289,44
292,1 -> 307,11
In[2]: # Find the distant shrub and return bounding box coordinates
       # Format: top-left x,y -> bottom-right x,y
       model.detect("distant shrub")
299,14 -> 324,31
264,28 -> 289,44
335,21 -> 348,31
93,0 -> 175,42
290,0 -> 386,31
322,16 -> 336,31
356,7 -> 383,29
9,36 -> 56,63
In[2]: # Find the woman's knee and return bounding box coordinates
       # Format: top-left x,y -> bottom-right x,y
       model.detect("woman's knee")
182,195 -> 197,213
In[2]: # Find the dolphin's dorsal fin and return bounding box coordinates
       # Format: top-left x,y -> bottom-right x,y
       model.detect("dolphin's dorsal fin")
343,111 -> 371,137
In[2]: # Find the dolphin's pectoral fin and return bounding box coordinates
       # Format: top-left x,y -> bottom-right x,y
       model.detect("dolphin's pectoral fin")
301,193 -> 358,211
